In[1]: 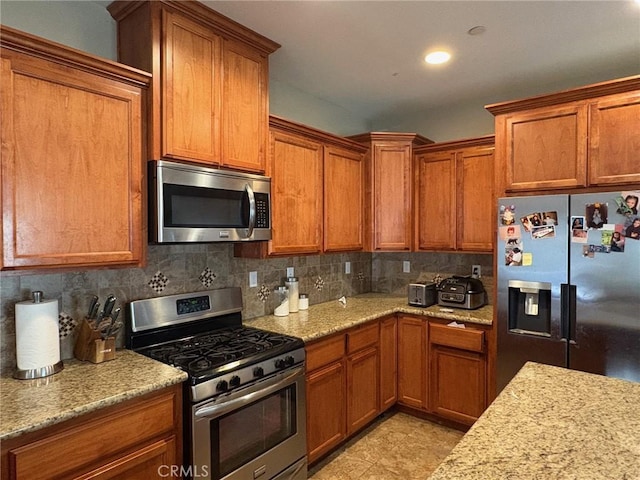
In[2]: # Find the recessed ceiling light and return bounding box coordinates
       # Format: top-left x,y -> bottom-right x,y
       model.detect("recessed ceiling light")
467,25 -> 486,36
425,51 -> 451,65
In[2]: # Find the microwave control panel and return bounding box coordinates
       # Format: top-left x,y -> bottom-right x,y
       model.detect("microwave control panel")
255,193 -> 270,228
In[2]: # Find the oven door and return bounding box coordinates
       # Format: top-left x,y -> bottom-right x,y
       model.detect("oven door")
192,365 -> 307,480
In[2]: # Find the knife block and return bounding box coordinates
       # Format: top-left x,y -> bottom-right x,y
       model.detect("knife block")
74,318 -> 116,363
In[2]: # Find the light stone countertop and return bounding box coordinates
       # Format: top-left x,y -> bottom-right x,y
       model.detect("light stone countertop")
244,293 -> 493,342
0,294 -> 490,443
0,350 -> 187,441
429,362 -> 640,480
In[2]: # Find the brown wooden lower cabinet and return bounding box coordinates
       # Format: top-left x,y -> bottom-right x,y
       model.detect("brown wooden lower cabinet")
397,315 -> 427,409
429,323 -> 487,425
1,385 -> 182,480
305,334 -> 347,464
346,322 -> 380,435
379,315 -> 398,411
306,314 -> 491,464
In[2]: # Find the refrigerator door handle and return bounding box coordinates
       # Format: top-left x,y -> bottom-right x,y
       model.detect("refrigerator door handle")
561,284 -> 577,343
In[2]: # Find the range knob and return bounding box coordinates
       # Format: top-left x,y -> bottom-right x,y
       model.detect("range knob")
216,380 -> 228,392
275,355 -> 295,369
229,375 -> 241,388
253,366 -> 264,378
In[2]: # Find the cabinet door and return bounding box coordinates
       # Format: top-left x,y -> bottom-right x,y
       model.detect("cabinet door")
429,323 -> 486,426
347,346 -> 379,435
415,152 -> 456,251
1,51 -> 144,269
324,146 -> 364,252
162,10 -> 221,164
504,103 -> 588,191
3,387 -> 179,480
430,346 -> 486,426
379,316 -> 398,412
74,437 -> 176,480
456,146 -> 495,251
222,39 -> 269,173
397,316 -> 427,410
306,361 -> 346,464
269,130 -> 323,255
371,142 -> 413,251
588,91 -> 640,186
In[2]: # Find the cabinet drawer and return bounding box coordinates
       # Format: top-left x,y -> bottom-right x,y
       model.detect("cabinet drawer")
429,323 -> 485,353
306,334 -> 345,371
347,322 -> 379,353
7,391 -> 177,480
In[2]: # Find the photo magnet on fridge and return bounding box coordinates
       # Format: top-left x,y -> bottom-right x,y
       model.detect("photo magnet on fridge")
586,203 -> 608,229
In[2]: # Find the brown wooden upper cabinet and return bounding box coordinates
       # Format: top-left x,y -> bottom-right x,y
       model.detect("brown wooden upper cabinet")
108,0 -> 279,173
348,133 -> 433,251
487,76 -> 640,196
414,136 -> 495,252
324,145 -> 365,252
0,27 -> 149,271
234,117 -> 366,258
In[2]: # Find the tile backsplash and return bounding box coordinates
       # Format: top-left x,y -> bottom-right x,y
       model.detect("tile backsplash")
0,244 -> 492,375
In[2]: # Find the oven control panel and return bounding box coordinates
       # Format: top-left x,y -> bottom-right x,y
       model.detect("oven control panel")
193,347 -> 306,402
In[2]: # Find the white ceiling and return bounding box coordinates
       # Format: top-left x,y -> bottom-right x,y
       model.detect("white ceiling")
204,0 -> 640,127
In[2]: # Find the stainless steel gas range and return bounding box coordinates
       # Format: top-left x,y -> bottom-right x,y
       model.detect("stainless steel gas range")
127,288 -> 307,480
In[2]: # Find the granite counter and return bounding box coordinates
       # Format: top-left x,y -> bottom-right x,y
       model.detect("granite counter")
429,362 -> 640,479
0,350 -> 187,441
244,293 -> 492,342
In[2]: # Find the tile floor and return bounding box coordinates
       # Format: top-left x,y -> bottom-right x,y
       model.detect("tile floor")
307,411 -> 465,480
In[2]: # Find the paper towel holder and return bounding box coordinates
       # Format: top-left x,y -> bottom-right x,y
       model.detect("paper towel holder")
13,291 -> 64,380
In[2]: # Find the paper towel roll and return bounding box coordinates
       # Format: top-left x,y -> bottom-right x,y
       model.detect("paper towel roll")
15,297 -> 61,370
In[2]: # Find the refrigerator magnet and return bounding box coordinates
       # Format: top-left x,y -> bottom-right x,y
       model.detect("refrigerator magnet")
571,229 -> 588,243
571,216 -> 585,230
500,205 -> 516,225
615,191 -> 639,217
586,203 -> 608,229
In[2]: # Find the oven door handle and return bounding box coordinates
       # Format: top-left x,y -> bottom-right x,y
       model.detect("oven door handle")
194,366 -> 304,419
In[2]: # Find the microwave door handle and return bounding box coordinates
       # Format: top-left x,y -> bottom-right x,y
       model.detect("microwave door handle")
245,183 -> 256,238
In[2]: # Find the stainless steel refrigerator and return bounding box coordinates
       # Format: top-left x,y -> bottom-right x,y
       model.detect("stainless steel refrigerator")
496,191 -> 640,392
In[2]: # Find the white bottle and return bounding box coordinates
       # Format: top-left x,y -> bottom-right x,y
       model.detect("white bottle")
285,277 -> 299,312
274,286 -> 289,316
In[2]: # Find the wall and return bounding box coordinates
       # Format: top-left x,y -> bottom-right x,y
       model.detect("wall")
0,1 -> 117,60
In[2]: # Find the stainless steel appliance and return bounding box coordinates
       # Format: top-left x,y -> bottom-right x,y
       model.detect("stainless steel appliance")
127,288 -> 306,480
150,160 -> 272,243
437,276 -> 486,310
408,281 -> 437,307
496,192 -> 640,392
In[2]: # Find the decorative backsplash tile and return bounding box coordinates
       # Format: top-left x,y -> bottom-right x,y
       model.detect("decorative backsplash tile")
148,271 -> 169,293
0,242 -> 491,375
58,312 -> 76,338
257,284 -> 270,302
199,267 -> 217,288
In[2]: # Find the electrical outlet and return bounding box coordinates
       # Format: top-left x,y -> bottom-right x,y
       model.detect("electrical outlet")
472,265 -> 481,278
403,261 -> 410,273
249,271 -> 258,287
286,267 -> 294,277
345,261 -> 351,274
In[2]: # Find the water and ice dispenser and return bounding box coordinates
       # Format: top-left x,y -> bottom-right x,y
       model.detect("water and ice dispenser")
508,280 -> 552,335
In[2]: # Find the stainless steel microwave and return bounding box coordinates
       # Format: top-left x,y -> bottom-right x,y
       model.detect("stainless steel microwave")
150,160 -> 271,243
